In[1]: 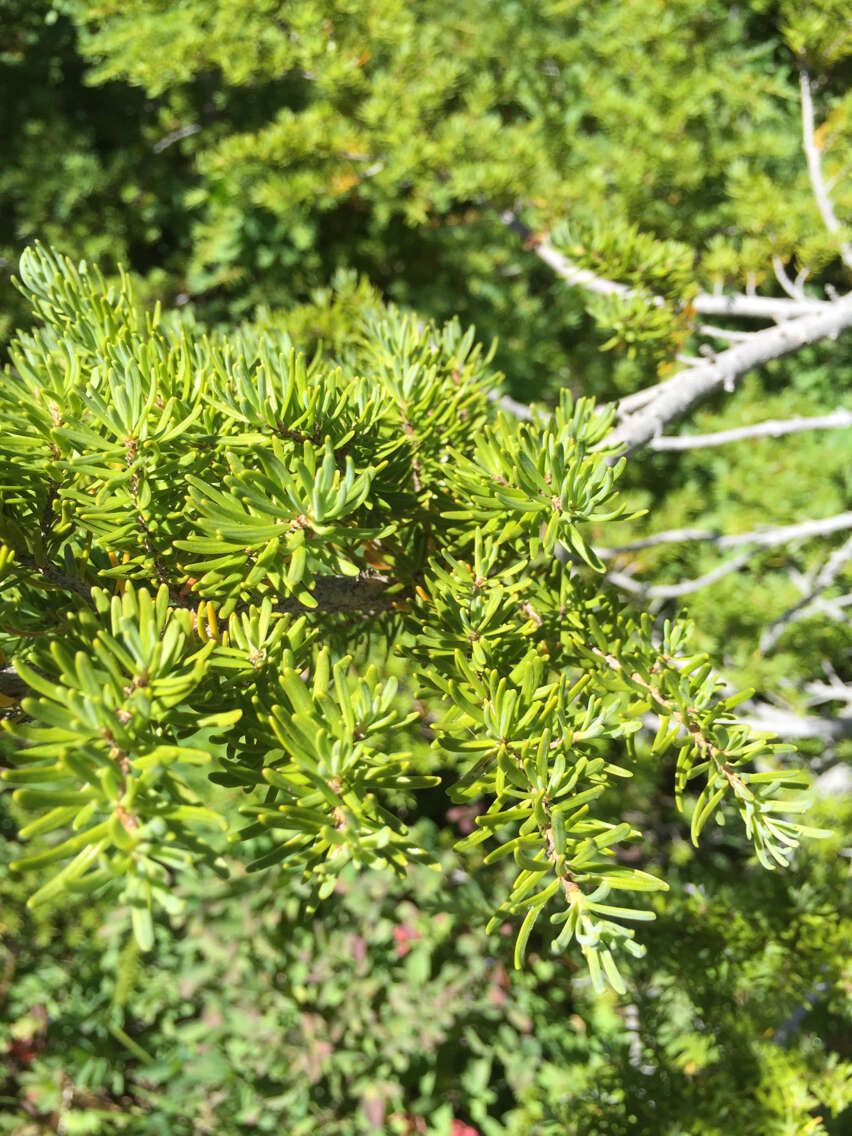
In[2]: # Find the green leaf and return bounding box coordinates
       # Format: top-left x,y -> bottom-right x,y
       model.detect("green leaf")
514,905 -> 540,969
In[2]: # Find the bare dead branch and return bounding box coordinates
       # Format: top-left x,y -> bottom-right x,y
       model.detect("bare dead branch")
787,564 -> 852,622
487,388 -> 534,420
152,123 -> 201,153
697,324 -> 757,343
772,254 -> 807,301
614,378 -> 678,417
799,63 -> 852,273
649,407 -> 852,451
689,293 -> 829,319
605,551 -> 756,600
604,293 -> 852,455
739,704 -> 852,742
759,534 -> 852,652
805,679 -> 852,707
599,510 -> 852,557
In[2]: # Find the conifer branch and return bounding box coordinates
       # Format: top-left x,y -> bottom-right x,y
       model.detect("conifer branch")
502,211 -> 833,319
498,211 -> 851,443
13,554 -> 95,603
0,664 -> 30,701
0,246 -> 832,989
501,210 -> 641,302
11,551 -> 398,617
1,570 -> 398,700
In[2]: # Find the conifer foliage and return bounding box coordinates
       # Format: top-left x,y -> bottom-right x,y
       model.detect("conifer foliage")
0,246 -> 824,993
1,2 -> 851,1129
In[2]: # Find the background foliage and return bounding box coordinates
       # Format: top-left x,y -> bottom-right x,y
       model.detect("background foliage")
1,1 -> 850,1133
